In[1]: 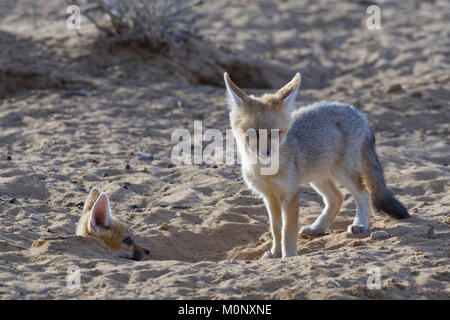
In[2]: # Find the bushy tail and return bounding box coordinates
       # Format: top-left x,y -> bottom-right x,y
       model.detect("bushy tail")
361,132 -> 409,219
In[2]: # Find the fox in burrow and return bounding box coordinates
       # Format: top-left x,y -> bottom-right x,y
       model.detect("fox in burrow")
224,72 -> 409,259
76,187 -> 150,261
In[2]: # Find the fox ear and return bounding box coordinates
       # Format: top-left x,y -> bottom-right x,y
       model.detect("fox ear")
88,193 -> 112,233
277,73 -> 301,114
224,72 -> 248,109
83,187 -> 101,214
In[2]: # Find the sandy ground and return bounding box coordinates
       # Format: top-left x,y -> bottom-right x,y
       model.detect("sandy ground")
0,0 -> 449,299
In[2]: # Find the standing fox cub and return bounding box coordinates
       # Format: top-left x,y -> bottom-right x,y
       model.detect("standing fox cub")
224,72 -> 409,258
76,187 -> 150,261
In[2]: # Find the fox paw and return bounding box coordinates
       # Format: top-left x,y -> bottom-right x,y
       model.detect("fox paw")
261,251 -> 281,259
347,224 -> 368,234
299,225 -> 326,236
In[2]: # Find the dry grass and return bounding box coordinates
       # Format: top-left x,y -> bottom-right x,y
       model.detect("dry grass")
67,0 -> 202,49
63,0 -> 296,89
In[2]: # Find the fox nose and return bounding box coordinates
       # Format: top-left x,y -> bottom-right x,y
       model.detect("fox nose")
144,248 -> 150,255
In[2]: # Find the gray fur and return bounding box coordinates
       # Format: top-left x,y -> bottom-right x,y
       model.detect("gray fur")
284,100 -> 409,218
287,101 -> 371,176
225,72 -> 409,258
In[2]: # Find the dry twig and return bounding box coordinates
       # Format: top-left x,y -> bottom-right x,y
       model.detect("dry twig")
65,0 -> 202,49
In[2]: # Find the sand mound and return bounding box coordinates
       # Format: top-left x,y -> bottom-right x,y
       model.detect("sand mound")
30,236 -> 114,259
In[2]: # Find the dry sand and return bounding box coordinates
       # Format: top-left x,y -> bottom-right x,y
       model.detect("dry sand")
0,0 -> 449,299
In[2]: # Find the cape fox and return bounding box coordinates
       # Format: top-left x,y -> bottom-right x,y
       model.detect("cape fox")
224,72 -> 409,258
76,187 -> 150,261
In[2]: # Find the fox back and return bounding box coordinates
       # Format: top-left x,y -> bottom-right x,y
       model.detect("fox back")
286,101 -> 372,181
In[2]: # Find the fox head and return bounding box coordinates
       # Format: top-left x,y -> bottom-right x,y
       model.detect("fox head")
78,188 -> 150,261
224,72 -> 301,158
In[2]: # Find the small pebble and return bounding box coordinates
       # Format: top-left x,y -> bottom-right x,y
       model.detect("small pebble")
138,153 -> 154,161
326,280 -> 341,288
429,104 -> 442,110
1,154 -> 12,161
386,83 -> 403,94
370,230 -> 390,240
426,226 -> 437,239
410,91 -> 423,98
30,213 -> 44,222
389,279 -> 406,290
159,223 -> 169,231
353,100 -> 362,108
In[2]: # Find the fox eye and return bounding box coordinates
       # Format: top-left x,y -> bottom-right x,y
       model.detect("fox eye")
123,237 -> 131,245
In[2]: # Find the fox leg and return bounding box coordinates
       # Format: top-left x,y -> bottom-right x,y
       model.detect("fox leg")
336,170 -> 371,234
299,179 -> 343,235
280,194 -> 299,258
262,195 -> 282,258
